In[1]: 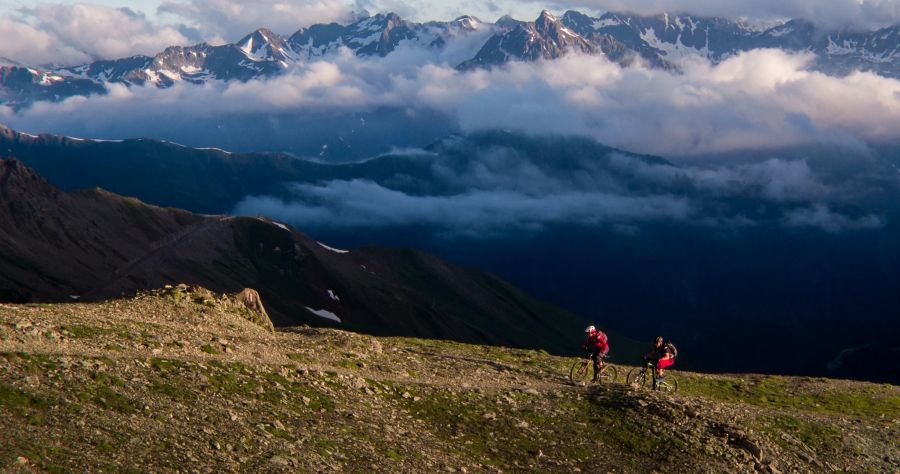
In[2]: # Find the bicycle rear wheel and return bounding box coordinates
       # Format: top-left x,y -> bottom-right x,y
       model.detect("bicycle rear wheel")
657,375 -> 678,393
569,359 -> 591,386
626,367 -> 648,389
600,365 -> 618,384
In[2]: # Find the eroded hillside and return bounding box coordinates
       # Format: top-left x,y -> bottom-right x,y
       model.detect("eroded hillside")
1,287 -> 897,473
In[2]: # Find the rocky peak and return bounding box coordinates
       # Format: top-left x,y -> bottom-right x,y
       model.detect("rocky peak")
0,158 -> 60,204
560,10 -> 596,35
238,28 -> 281,48
237,28 -> 288,60
495,15 -> 521,31
535,10 -> 558,30
452,15 -> 481,31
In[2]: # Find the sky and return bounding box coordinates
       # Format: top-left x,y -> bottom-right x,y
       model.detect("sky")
3,0 -> 900,47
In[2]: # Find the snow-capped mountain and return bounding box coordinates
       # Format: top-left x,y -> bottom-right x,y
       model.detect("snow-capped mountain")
459,11 -> 601,69
0,12 -> 488,99
3,10 -> 900,108
558,11 -> 900,75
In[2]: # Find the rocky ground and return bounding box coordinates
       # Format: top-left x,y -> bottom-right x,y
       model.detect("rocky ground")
1,286 -> 898,473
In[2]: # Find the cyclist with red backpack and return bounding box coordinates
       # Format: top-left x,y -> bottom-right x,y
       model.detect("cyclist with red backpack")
643,336 -> 678,384
582,325 -> 609,382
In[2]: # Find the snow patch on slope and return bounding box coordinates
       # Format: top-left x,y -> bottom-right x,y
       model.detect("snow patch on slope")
305,307 -> 341,323
318,242 -> 349,254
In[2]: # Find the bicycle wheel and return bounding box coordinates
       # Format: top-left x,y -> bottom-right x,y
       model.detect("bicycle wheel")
657,375 -> 678,394
600,365 -> 618,384
569,359 -> 591,386
626,367 -> 648,389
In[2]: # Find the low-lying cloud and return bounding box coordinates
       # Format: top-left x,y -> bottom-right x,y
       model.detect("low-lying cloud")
784,205 -> 885,232
230,141 -> 891,236
234,180 -> 693,236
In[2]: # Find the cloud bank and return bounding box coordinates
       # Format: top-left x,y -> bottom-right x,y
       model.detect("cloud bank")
235,180 -> 693,236
5,47 -> 900,157
229,137 -> 891,236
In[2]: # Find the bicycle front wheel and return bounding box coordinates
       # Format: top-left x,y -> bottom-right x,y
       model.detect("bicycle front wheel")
657,375 -> 678,394
569,359 -> 591,386
626,367 -> 648,389
600,365 -> 618,384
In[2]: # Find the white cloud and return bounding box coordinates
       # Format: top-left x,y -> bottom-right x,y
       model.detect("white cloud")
1,3 -> 192,65
448,51 -> 900,155
157,0 -> 356,41
0,16 -> 92,65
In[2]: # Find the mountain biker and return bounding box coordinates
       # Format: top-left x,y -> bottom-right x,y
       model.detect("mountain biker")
582,325 -> 609,382
643,336 -> 677,383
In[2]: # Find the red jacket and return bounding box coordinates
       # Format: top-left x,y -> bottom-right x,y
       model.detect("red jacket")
584,331 -> 609,354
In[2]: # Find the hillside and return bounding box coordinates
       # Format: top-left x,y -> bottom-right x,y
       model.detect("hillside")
1,287 -> 897,473
4,128 -> 900,381
0,158 -> 613,356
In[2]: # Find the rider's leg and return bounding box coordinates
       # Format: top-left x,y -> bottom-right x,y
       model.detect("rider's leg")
591,351 -> 600,381
657,356 -> 674,379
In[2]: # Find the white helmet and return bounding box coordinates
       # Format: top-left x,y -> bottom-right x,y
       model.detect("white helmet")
584,325 -> 596,333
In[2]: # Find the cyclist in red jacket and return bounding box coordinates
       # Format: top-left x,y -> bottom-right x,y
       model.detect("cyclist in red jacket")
582,325 -> 609,382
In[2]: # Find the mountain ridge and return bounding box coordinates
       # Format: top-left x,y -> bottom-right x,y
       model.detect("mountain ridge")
0,157 -> 625,356
3,9 -> 900,107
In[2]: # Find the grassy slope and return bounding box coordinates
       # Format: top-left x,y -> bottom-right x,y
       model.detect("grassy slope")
0,288 -> 897,473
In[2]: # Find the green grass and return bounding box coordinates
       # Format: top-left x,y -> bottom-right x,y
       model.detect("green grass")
1,352 -> 60,373
75,373 -> 134,414
0,383 -> 50,411
87,386 -> 134,413
679,374 -> 900,418
150,380 -> 198,402
387,383 -> 678,469
386,449 -> 403,461
200,344 -> 221,355
337,359 -> 361,370
762,415 -> 843,452
264,426 -> 295,441
207,372 -> 256,397
149,358 -> 186,371
286,353 -> 307,362
62,324 -> 113,339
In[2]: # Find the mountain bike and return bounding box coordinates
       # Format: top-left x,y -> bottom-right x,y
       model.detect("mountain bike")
569,352 -> 618,386
626,360 -> 678,393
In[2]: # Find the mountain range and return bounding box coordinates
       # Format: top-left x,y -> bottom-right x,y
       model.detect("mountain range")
3,9 -> 900,108
0,157 -> 616,355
